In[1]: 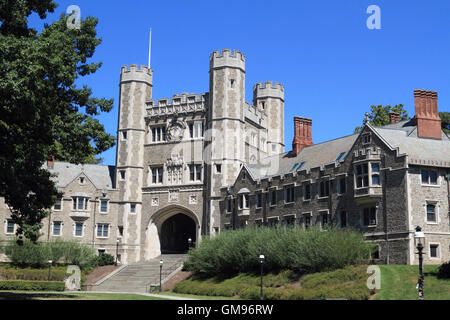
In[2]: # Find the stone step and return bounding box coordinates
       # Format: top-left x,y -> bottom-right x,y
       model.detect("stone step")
93,254 -> 187,293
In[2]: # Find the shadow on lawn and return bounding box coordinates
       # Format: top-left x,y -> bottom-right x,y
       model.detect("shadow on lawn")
0,292 -> 78,300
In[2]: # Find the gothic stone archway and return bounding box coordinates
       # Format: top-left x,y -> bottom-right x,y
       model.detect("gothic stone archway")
144,205 -> 200,260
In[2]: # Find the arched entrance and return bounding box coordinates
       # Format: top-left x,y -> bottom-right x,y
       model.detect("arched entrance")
144,205 -> 201,260
160,214 -> 196,254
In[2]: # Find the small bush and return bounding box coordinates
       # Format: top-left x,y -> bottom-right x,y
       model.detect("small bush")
3,239 -> 98,270
437,261 -> 450,279
0,280 -> 65,291
96,253 -> 115,266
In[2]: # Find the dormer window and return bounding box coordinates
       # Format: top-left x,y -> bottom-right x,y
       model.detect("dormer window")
362,134 -> 371,145
79,177 -> 85,184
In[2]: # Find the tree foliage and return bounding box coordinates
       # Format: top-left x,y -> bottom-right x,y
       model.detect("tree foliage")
439,112 -> 450,135
0,1 -> 115,242
354,104 -> 410,133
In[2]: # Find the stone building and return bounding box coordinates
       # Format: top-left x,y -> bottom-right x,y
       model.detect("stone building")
0,49 -> 282,264
0,49 -> 448,266
220,89 -> 450,265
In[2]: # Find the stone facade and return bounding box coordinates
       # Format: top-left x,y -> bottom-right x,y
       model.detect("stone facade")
0,49 -> 448,267
0,49 -> 285,265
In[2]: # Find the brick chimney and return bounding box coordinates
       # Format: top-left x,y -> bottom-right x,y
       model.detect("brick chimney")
292,117 -> 313,155
414,89 -> 442,139
389,112 -> 400,124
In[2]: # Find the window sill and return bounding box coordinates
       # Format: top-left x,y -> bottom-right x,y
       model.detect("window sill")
317,196 -> 329,200
362,225 -> 377,228
96,237 -> 109,239
303,199 -> 311,203
284,202 -> 295,206
238,209 -> 250,216
426,221 -> 439,225
421,184 -> 440,188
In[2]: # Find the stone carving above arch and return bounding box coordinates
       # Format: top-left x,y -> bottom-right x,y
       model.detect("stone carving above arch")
167,119 -> 186,142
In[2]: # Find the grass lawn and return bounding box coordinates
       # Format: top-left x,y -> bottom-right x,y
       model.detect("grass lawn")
172,265 -> 373,300
0,291 -> 167,300
374,265 -> 450,300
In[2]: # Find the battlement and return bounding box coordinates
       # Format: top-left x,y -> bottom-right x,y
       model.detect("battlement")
120,64 -> 153,85
253,81 -> 284,101
244,102 -> 267,128
146,93 -> 207,117
210,49 -> 246,72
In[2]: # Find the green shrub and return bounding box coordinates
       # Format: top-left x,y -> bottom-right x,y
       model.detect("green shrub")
437,261 -> 450,279
184,226 -> 374,276
3,239 -> 98,270
96,253 -> 115,266
0,265 -> 67,281
0,280 -> 65,291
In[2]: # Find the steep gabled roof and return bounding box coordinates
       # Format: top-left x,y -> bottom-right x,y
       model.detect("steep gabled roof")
47,162 -> 116,190
247,133 -> 359,180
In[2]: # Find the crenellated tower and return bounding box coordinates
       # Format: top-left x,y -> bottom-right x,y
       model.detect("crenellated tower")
253,81 -> 285,155
206,49 -> 247,235
115,64 -> 153,263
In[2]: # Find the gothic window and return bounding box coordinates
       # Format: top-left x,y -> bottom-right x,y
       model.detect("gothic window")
53,221 -> 62,236
189,122 -> 204,138
355,163 -> 369,188
75,223 -> 83,237
338,177 -> 346,195
319,180 -> 330,198
151,126 -> 167,142
151,167 -> 163,184
226,199 -> 232,213
421,170 -> 438,185
72,197 -> 89,211
284,185 -> 295,203
362,133 -> 371,144
362,207 -> 377,226
426,203 -> 437,222
270,188 -> 277,206
97,224 -> 109,238
256,193 -> 263,208
100,200 -> 108,213
189,165 -> 202,182
238,194 -> 249,209
371,163 -> 380,185
303,183 -> 311,200
53,198 -> 62,211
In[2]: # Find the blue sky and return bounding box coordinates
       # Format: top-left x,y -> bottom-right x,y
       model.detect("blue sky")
29,1 -> 450,165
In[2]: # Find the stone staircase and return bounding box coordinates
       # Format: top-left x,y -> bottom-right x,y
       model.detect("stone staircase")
94,254 -> 188,293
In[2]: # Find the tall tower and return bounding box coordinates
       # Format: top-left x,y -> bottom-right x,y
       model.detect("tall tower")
253,82 -> 285,155
115,64 -> 153,263
206,49 -> 246,234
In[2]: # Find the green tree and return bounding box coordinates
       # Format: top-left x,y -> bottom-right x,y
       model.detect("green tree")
439,112 -> 450,135
354,104 -> 410,133
0,1 -> 115,243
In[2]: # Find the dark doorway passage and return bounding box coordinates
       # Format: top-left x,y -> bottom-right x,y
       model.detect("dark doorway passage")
160,214 -> 196,254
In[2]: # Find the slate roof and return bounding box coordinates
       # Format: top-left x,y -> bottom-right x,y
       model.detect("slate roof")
47,161 -> 116,190
247,133 -> 359,180
246,120 -> 450,181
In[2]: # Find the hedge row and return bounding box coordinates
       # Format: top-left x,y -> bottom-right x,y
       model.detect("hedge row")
184,226 -> 375,276
0,280 -> 65,291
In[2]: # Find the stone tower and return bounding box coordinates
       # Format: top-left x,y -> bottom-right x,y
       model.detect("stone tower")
253,82 -> 285,155
206,49 -> 247,234
115,64 -> 153,263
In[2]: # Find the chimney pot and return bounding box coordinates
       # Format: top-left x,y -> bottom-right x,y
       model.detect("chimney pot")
389,112 -> 400,124
414,89 -> 441,139
292,117 -> 313,155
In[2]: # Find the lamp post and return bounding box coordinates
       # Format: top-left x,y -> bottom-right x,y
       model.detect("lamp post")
159,259 -> 163,293
259,254 -> 265,300
115,239 -> 120,266
414,226 -> 425,300
47,260 -> 53,281
188,238 -> 192,250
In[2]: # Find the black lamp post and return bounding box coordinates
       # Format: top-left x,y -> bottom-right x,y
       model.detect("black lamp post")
115,239 -> 120,266
159,259 -> 163,293
47,260 -> 52,281
259,254 -> 265,300
414,226 -> 425,300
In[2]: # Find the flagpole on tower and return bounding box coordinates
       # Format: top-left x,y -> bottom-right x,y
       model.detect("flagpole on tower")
148,28 -> 152,68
